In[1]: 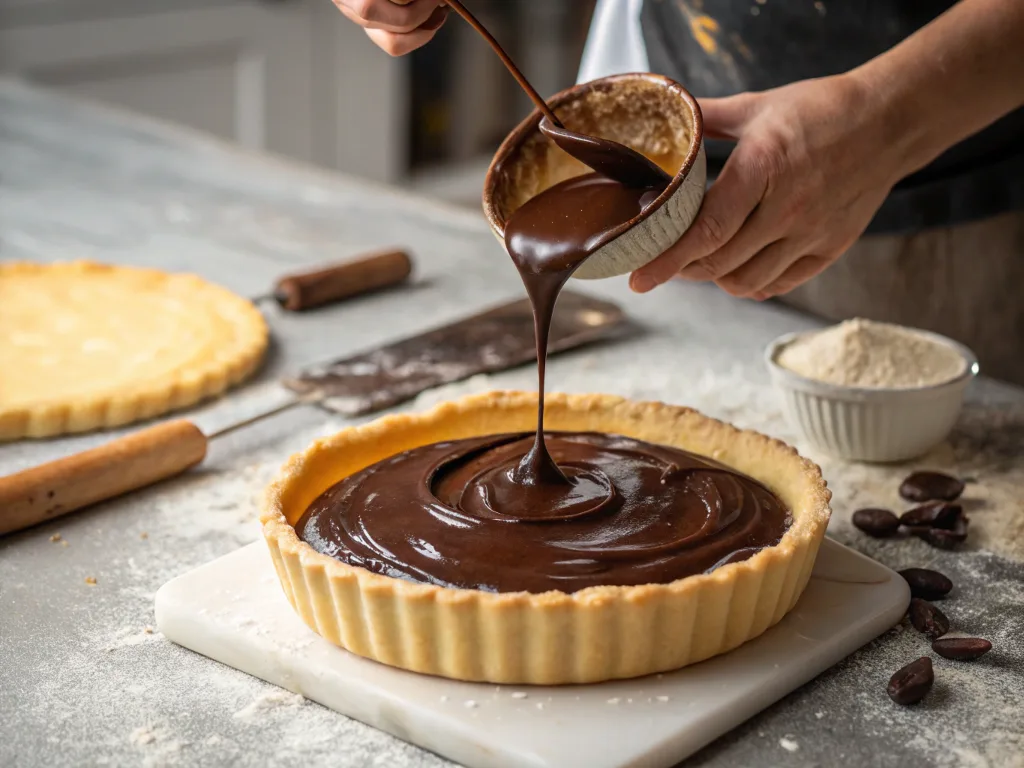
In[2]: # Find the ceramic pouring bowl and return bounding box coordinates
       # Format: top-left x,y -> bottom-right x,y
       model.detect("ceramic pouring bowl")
482,72 -> 706,280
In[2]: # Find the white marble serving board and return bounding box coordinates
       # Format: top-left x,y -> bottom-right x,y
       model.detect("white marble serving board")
155,539 -> 909,768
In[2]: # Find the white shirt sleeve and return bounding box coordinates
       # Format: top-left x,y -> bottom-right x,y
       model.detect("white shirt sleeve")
576,0 -> 650,84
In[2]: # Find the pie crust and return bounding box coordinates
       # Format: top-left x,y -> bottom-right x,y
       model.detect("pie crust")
261,391 -> 832,684
0,261 -> 268,440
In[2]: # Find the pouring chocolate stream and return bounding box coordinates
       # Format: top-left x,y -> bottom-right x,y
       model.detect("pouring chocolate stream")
444,0 -> 673,487
505,174 -> 664,491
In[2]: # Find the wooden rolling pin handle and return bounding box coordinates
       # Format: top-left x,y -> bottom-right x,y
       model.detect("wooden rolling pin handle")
273,249 -> 413,311
0,420 -> 207,536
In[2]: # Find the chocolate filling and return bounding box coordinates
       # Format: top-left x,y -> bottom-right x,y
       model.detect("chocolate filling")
296,432 -> 791,593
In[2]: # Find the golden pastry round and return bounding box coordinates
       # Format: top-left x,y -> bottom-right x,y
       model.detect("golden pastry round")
0,261 -> 268,440
261,391 -> 832,685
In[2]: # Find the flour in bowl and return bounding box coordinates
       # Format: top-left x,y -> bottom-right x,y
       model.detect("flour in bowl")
777,319 -> 968,389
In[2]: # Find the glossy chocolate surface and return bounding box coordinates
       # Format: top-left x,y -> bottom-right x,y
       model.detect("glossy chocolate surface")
539,120 -> 671,189
296,431 -> 791,593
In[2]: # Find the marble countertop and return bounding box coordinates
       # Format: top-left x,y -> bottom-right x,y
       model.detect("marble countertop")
2,79 -> 1022,768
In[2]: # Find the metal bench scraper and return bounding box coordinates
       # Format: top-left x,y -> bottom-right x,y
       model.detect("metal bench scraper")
282,289 -> 626,416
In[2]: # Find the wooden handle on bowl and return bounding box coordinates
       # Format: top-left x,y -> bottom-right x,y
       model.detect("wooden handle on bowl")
0,420 -> 208,536
272,250 -> 413,311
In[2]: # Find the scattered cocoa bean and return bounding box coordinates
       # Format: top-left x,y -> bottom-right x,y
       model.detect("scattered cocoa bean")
900,502 -> 963,530
933,505 -> 965,530
932,637 -> 992,661
887,657 -> 934,705
908,598 -> 950,640
899,568 -> 953,600
852,508 -> 901,538
899,472 -> 965,502
920,518 -> 969,550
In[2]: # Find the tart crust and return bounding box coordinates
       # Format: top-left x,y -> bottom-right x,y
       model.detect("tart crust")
261,391 -> 831,684
0,261 -> 268,440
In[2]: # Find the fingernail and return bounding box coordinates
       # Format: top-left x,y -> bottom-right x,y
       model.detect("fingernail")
631,275 -> 657,293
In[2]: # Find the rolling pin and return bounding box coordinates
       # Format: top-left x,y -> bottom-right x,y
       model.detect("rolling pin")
255,249 -> 412,311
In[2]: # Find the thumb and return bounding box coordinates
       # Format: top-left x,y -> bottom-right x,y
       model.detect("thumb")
698,93 -> 760,141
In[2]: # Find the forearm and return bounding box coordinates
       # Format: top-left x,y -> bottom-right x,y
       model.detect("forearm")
849,0 -> 1024,180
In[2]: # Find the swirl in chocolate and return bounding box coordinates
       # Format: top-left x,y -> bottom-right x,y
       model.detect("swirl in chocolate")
296,432 -> 791,594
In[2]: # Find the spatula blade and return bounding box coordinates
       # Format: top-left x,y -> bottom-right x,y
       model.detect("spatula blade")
283,290 -> 628,416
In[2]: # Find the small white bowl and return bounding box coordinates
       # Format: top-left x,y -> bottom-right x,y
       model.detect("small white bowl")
765,329 -> 979,463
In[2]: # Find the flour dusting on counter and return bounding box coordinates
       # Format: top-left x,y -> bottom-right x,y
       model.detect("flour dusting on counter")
233,691 -> 305,720
129,725 -> 186,767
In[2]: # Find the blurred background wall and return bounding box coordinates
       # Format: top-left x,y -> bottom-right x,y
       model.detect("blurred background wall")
0,0 -> 596,207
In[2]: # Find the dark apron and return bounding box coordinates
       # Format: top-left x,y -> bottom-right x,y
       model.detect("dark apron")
640,0 -> 1024,234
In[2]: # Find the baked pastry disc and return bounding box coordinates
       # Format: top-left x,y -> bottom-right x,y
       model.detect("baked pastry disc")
0,261 -> 268,440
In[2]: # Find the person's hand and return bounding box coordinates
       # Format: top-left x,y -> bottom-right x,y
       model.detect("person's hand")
333,0 -> 448,56
629,74 -> 903,300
